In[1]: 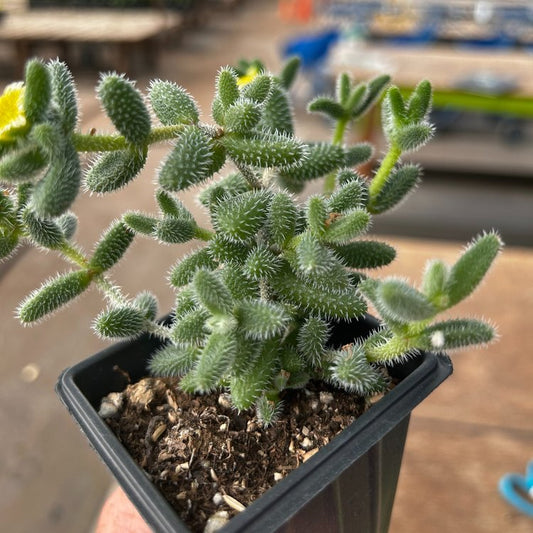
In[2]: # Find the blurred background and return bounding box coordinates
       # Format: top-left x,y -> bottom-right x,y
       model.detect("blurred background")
0,0 -> 532,532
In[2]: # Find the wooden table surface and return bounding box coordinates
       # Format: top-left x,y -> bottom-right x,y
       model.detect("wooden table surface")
0,9 -> 183,43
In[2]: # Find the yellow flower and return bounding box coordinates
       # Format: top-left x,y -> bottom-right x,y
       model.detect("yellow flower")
237,65 -> 259,87
0,82 -> 26,141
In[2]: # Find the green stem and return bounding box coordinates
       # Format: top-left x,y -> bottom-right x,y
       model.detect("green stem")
95,275 -> 128,307
59,242 -> 90,269
323,118 -> 349,195
194,226 -> 214,241
332,118 -> 348,145
72,133 -> 128,152
145,321 -> 173,341
368,143 -> 402,199
72,125 -> 186,152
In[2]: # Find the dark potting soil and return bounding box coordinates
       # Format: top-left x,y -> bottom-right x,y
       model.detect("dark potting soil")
103,377 -> 379,533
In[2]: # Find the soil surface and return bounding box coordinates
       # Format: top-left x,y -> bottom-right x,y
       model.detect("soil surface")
102,377 -> 378,533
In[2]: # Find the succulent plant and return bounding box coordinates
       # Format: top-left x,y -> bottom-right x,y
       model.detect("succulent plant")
0,58 -> 501,425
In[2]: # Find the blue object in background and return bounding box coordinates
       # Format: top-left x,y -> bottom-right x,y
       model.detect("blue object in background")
282,29 -> 340,69
282,29 -> 340,96
499,460 -> 533,517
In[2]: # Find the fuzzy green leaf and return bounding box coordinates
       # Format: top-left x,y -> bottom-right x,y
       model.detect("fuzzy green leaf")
222,132 -> 305,169
123,211 -> 158,235
208,234 -> 252,264
345,84 -> 366,116
207,141 -> 226,176
446,232 -> 503,307
216,67 -> 239,108
386,87 -> 407,124
90,221 -> 134,272
133,291 -> 158,321
328,179 -> 367,212
271,269 -> 366,319
307,96 -> 346,120
420,319 -> 495,351
336,73 -> 351,106
214,190 -> 270,243
18,270 -> 91,323
296,232 -> 332,274
243,246 -> 281,280
279,142 -> 345,183
352,74 -> 390,118
85,147 -> 146,193
171,308 -> 209,345
220,266 -> 259,300
344,143 -> 373,167
368,164 -> 420,214
230,342 -> 278,410
149,344 -> 198,377
306,195 -> 327,238
421,259 -> 449,308
149,80 -> 199,125
225,98 -> 262,133
358,278 -> 407,329
407,80 -> 432,123
193,330 -> 237,392
279,57 -> 300,90
198,172 -> 250,209
378,278 -> 436,322
169,248 -> 218,288
193,268 -> 233,315
158,126 -> 213,191
0,191 -> 15,225
255,394 -> 283,426
268,191 -> 297,246
330,344 -> 385,395
53,217 -> 79,244
394,123 -> 434,152
93,305 -> 145,338
332,240 -> 396,269
155,189 -> 193,220
0,145 -> 48,183
241,74 -> 272,103
235,300 -> 290,340
23,59 -> 51,124
155,217 -> 196,244
48,60 -> 78,132
174,288 -> 197,318
211,97 -> 226,126
259,85 -> 294,135
22,209 -> 64,249
297,316 -> 330,367
323,208 -> 370,244
30,122 -> 63,158
0,230 -> 19,261
97,74 -> 151,144
31,142 -> 81,218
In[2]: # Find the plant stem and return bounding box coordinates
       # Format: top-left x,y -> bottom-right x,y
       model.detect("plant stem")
59,242 -> 90,268
194,226 -> 214,241
323,118 -> 349,195
95,275 -> 128,307
72,125 -> 186,152
332,118 -> 348,145
145,321 -> 173,341
368,143 -> 401,199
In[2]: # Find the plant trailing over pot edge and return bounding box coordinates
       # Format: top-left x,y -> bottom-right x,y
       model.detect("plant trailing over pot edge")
1,57 -> 501,531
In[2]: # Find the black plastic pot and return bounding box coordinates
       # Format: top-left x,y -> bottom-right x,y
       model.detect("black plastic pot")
56,315 -> 452,533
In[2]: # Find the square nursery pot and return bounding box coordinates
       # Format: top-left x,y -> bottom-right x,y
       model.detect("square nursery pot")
56,315 -> 452,533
